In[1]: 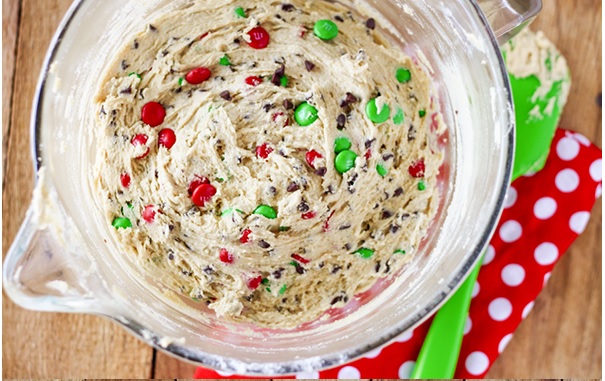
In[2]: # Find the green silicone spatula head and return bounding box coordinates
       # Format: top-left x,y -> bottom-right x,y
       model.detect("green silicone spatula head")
410,28 -> 570,379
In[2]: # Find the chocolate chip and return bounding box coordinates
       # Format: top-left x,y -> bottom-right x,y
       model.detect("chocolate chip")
168,252 -> 175,260
258,240 -> 271,249
304,60 -> 315,72
203,266 -> 214,274
281,3 -> 295,11
375,262 -> 381,272
334,15 -> 344,22
365,18 -> 376,29
344,243 -> 352,251
390,224 -> 400,234
149,24 -> 157,32
295,265 -> 306,274
401,213 -> 411,220
394,187 -> 404,197
121,60 -> 129,70
364,138 -> 376,149
287,182 -> 299,192
269,186 -> 277,195
314,167 -> 327,177
283,99 -> 294,110
220,90 -> 232,101
340,92 -> 358,108
331,265 -> 342,274
382,153 -> 394,161
318,261 -> 325,268
381,210 -> 393,220
275,64 -> 285,77
168,224 -> 175,231
298,201 -> 309,212
330,295 -> 343,305
384,261 -> 391,273
133,40 -> 139,49
337,113 -> 346,129
233,38 -> 240,44
120,86 -> 132,95
263,103 -> 274,112
339,224 -> 351,230
273,268 -> 284,279
270,73 -> 281,86
408,125 -> 417,141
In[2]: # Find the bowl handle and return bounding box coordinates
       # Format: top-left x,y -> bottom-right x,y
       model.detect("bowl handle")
476,0 -> 542,44
3,171 -> 110,314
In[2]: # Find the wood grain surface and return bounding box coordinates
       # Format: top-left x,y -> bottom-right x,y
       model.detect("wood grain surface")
2,0 -> 601,378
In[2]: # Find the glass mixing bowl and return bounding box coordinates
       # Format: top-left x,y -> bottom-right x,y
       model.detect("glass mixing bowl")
3,0 -> 538,375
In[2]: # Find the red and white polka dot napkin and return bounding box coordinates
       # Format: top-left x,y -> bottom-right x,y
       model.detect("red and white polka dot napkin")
194,128 -> 602,379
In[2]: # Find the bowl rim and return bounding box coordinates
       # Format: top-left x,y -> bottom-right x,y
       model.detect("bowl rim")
29,0 -> 514,375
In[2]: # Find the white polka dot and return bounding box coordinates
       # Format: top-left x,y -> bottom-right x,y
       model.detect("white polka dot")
596,184 -> 602,199
522,301 -> 534,318
555,169 -> 580,193
501,264 -> 525,287
216,370 -> 234,377
504,186 -> 517,208
498,334 -> 513,354
464,315 -> 472,335
296,371 -> 320,379
398,361 -> 416,379
482,245 -> 495,266
573,132 -> 591,146
472,281 -> 480,298
363,347 -> 382,359
544,272 -> 552,286
499,220 -> 522,243
590,159 -> 602,182
534,242 -> 559,265
569,211 -> 591,234
556,137 -> 580,161
395,329 -> 413,343
533,197 -> 557,220
337,366 -> 360,379
465,351 -> 490,375
488,297 -> 513,321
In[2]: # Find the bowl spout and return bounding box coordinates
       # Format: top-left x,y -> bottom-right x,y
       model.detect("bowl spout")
3,168 -> 110,314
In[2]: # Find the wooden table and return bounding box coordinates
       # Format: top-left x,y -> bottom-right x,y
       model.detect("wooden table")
3,0 -> 601,377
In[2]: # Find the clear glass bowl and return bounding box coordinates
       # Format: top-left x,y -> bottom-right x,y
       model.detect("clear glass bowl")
4,0 -> 518,375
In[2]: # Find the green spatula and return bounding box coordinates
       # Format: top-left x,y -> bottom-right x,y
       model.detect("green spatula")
410,28 -> 570,379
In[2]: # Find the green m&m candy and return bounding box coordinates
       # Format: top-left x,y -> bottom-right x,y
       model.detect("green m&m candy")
366,98 -> 391,123
313,20 -> 339,40
334,150 -> 358,174
294,102 -> 319,126
235,6 -> 246,18
394,249 -> 407,255
354,247 -> 375,259
396,67 -> 411,83
253,205 -> 277,219
393,107 -> 405,125
334,137 -> 351,153
219,54 -> 231,66
376,164 -> 388,177
112,217 -> 132,229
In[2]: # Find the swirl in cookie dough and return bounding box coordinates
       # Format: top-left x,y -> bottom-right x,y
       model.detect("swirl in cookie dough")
93,0 -> 445,328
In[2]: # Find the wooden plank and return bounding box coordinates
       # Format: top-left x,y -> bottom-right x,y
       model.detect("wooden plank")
1,0 -> 153,377
2,0 -> 20,184
487,0 -> 602,377
154,350 -> 198,378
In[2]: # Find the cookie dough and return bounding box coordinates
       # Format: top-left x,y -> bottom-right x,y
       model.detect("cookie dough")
93,0 -> 444,328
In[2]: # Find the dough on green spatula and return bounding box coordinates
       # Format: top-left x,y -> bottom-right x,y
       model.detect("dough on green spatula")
503,28 -> 571,180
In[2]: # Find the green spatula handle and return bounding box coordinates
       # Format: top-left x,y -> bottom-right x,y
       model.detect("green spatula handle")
410,260 -> 482,378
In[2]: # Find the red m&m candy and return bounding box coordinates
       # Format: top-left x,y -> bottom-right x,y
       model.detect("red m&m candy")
247,27 -> 270,49
185,67 -> 211,85
141,102 -> 166,127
